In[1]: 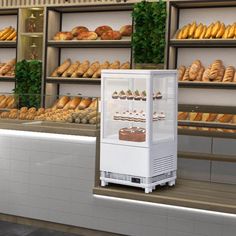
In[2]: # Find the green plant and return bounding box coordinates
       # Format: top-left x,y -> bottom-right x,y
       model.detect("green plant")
14,60 -> 42,108
132,0 -> 167,64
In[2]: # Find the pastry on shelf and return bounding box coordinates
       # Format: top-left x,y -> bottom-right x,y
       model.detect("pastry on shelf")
178,65 -> 186,81
95,25 -> 113,36
155,91 -> 162,99
56,96 -> 70,109
77,97 -> 92,110
114,111 -> 121,120
153,112 -> 158,121
92,61 -> 110,78
109,60 -> 120,69
101,30 -> 122,40
112,91 -> 118,99
51,59 -> 71,77
182,67 -> 190,81
83,61 -> 100,78
71,60 -> 90,78
119,127 -> 146,142
62,61 -> 80,77
53,32 -> 73,40
77,31 -> 98,40
119,25 -> 132,37
126,90 -> 133,100
119,90 -> 126,100
158,112 -> 166,120
71,26 -> 89,37
133,90 -> 141,100
141,91 -> 146,101
120,61 -> 130,69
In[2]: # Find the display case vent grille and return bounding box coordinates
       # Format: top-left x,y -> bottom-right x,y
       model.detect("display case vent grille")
0,0 -> 130,7
153,155 -> 174,174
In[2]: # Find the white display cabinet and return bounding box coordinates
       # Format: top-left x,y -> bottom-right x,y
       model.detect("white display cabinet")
100,70 -> 178,193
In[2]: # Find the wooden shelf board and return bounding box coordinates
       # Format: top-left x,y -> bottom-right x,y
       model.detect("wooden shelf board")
46,77 -> 101,84
170,39 -> 236,48
0,77 -> 15,82
179,81 -> 236,89
47,39 -> 131,48
0,41 -> 16,48
93,179 -> 236,214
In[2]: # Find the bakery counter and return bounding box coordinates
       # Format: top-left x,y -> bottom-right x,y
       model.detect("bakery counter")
0,119 -> 99,137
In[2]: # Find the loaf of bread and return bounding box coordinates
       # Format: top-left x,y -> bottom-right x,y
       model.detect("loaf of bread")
216,23 -> 225,38
182,67 -> 190,81
62,61 -> 80,77
190,112 -> 203,121
89,99 -> 98,109
0,58 -> 16,75
71,26 -> 89,37
202,66 -> 210,82
0,97 -> 8,108
211,21 -> 221,38
222,66 -> 235,82
57,96 -> 70,109
196,66 -> 204,81
6,97 -> 15,108
78,98 -> 92,110
209,60 -> 222,81
120,61 -> 130,69
178,65 -> 186,81
222,25 -> 231,39
181,24 -> 190,39
228,23 -> 236,38
95,25 -> 113,36
178,112 -> 188,120
83,61 -> 100,78
109,60 -> 120,69
189,60 -> 202,81
77,31 -> 98,40
189,21 -> 197,38
215,65 -> 225,82
53,32 -> 73,40
92,61 -> 110,78
101,30 -> 122,40
69,97 -> 81,109
218,114 -> 233,123
206,113 -> 218,122
234,72 -> 236,82
71,60 -> 90,78
199,25 -> 207,39
55,59 -> 71,76
119,25 -> 132,36
204,23 -> 214,38
194,23 -> 204,39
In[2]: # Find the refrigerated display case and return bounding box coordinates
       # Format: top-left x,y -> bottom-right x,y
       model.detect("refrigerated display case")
100,70 -> 177,193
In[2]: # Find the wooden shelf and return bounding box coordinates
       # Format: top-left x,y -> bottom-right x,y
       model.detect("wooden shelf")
0,41 -> 16,48
46,77 -> 101,84
93,179 -> 236,214
179,81 -> 236,89
0,77 -> 15,82
169,39 -> 236,48
47,39 -> 131,48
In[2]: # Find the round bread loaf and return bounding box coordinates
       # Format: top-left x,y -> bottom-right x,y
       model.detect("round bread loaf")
77,31 -> 98,40
71,26 -> 89,37
95,25 -> 113,36
101,30 -> 122,40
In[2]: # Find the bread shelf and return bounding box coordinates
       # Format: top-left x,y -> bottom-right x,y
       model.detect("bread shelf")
169,39 -> 236,48
0,41 -> 16,48
46,77 -> 101,84
47,39 -> 131,48
0,77 -> 15,82
179,81 -> 236,89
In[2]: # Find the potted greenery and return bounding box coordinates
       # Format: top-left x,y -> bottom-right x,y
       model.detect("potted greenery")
132,0 -> 167,69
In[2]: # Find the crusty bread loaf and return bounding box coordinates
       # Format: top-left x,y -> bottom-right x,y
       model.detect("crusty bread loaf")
178,65 -> 186,81
194,23 -> 204,39
62,61 -> 80,77
204,23 -> 214,39
190,112 -> 203,121
77,31 -> 98,40
95,25 -> 113,36
209,60 -> 222,81
92,61 -> 110,78
189,60 -> 202,81
206,113 -> 218,122
69,97 -> 81,109
222,25 -> 231,39
228,23 -> 236,38
109,61 -> 120,69
199,25 -> 207,39
71,26 -> 89,37
182,67 -> 190,81
0,97 -> 8,108
211,21 -> 221,38
53,32 -> 73,40
222,66 -> 235,82
78,98 -> 92,110
189,21 -> 197,38
119,25 -> 132,36
215,65 -> 225,82
181,24 -> 190,39
120,61 -> 130,69
178,112 -> 188,120
202,66 -> 210,82
57,96 -> 70,109
216,23 -> 225,38
56,59 -> 71,76
83,61 -> 100,78
71,60 -> 90,78
218,114 -> 233,123
234,72 -> 236,82
196,66 -> 205,81
101,30 -> 122,40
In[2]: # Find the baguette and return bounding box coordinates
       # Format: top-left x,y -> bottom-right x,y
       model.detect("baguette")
92,61 -> 110,78
69,97 -> 81,109
89,99 -> 98,109
199,25 -> 207,39
0,97 -> 8,108
178,65 -> 186,81
211,21 -> 221,38
216,23 -> 225,38
109,61 -> 120,69
176,28 -> 183,39
206,113 -> 218,122
228,23 -> 236,38
57,96 -> 70,109
189,21 -> 197,38
222,25 -> 231,39
194,23 -> 204,39
182,67 -> 190,81
182,24 -> 191,39
56,59 -> 71,76
78,98 -> 92,110
218,114 -> 233,123
204,23 -> 214,39
71,60 -> 90,78
62,61 -> 80,77
190,112 -> 203,121
178,112 -> 188,120
83,61 -> 100,78
6,30 -> 16,40
120,61 -> 130,69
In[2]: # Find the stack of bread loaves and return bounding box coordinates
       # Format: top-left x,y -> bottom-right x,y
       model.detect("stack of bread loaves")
0,26 -> 17,41
0,59 -> 16,77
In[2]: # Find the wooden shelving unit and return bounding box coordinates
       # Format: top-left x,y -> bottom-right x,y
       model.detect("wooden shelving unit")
46,77 -> 101,84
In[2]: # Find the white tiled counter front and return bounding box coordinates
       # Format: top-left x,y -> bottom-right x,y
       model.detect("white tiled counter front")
0,129 -> 236,236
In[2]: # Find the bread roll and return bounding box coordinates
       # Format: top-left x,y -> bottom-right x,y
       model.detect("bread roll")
209,60 -> 222,81
194,23 -> 204,39
204,23 -> 214,39
216,23 -> 225,38
202,66 -> 210,82
77,31 -> 98,40
89,99 -> 98,109
92,61 -> 110,78
182,67 -> 190,81
78,98 -> 92,110
189,60 -> 202,80
57,96 -> 70,109
223,66 -> 235,82
176,29 -> 183,39
20,107 -> 28,113
196,66 -> 204,81
71,26 -> 89,37
120,61 -> 130,69
62,61 -> 80,77
189,21 -> 197,38
215,66 -> 225,82
28,107 -> 37,113
71,60 -> 90,78
101,30 -> 122,40
69,97 -> 81,109
53,32 -> 73,40
83,61 -> 100,78
119,25 -> 132,36
178,65 -> 186,81
199,25 -> 207,39
56,59 -> 71,76
0,97 -> 8,108
178,112 -> 188,120
211,21 -> 221,38
181,24 -> 190,39
0,111 -> 10,118
218,114 -> 233,123
95,25 -> 113,36
109,61 -> 120,69
222,25 -> 231,39
6,97 -> 15,108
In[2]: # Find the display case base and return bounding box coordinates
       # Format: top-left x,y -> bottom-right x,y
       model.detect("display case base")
100,170 -> 176,193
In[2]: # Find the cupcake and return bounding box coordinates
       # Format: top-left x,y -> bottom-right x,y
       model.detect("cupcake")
156,91 -> 162,99
112,91 -> 118,99
153,112 -> 158,121
141,91 -> 147,101
134,90 -> 141,100
114,111 -> 121,120
158,112 -> 165,120
126,90 -> 134,100
119,90 -> 126,100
